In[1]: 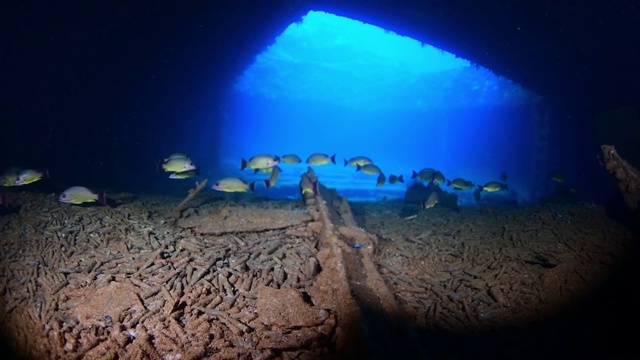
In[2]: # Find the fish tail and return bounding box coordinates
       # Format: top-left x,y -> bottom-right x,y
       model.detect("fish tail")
447,180 -> 452,186
97,191 -> 107,206
264,179 -> 271,189
330,154 -> 336,164
412,170 -> 417,179
356,165 -> 362,172
249,181 -> 255,192
241,159 -> 247,171
477,185 -> 484,191
398,175 -> 404,183
43,168 -> 50,179
156,161 -> 162,173
343,158 -> 348,167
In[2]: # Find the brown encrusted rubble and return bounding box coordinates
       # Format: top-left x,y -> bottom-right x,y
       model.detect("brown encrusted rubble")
0,180 -> 637,359
256,286 -> 331,329
600,144 -> 640,215
178,205 -> 313,234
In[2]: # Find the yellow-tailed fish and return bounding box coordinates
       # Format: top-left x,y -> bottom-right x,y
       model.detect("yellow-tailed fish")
280,154 -> 302,164
432,171 -> 446,185
264,166 -> 282,189
478,181 -> 508,192
422,192 -> 439,209
169,169 -> 199,179
14,169 -> 49,186
0,167 -> 22,187
447,178 -> 475,190
548,171 -> 566,183
344,156 -> 373,167
241,154 -> 280,170
356,163 -> 382,175
164,152 -> 188,162
212,177 -> 255,192
389,174 -> 404,184
473,188 -> 482,202
376,173 -> 386,187
160,157 -> 196,173
254,167 -> 274,174
300,173 -> 319,196
411,168 -> 435,182
58,186 -> 107,206
306,153 -> 336,165
0,193 -> 8,208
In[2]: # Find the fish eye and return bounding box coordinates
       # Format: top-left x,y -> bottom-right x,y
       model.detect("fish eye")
61,194 -> 66,198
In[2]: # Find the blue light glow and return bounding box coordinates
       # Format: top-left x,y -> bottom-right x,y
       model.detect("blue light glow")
218,10 -> 543,203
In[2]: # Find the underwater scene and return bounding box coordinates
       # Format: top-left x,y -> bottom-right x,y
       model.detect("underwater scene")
1,4 -> 639,360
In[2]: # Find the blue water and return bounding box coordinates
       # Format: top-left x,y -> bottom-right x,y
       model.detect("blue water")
201,11 -> 544,204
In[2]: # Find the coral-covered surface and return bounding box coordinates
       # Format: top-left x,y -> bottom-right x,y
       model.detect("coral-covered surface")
0,190 -> 637,359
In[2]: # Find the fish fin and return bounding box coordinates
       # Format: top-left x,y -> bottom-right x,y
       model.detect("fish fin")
312,180 -> 320,196
356,165 -> 362,172
43,169 -> 50,179
398,175 -> 404,183
97,191 -> 107,206
264,179 -> 271,189
254,169 -> 259,174
412,170 -> 417,179
447,180 -> 452,186
241,159 -> 247,171
330,154 -> 336,164
249,181 -> 255,192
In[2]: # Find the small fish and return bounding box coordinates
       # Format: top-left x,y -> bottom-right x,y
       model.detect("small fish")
14,169 -> 49,186
164,152 -> 188,162
0,193 -> 8,208
0,167 -> 22,187
422,192 -> 439,209
500,171 -> 508,182
264,166 -> 282,189
58,186 -> 107,206
376,173 -> 386,187
300,173 -> 319,196
356,163 -> 382,175
447,178 -> 475,190
478,181 -> 508,192
160,157 -> 196,173
389,174 -> 404,184
254,167 -> 275,174
306,153 -> 336,165
212,177 -> 255,192
412,168 -> 435,182
348,243 -> 363,249
548,171 -> 566,183
280,154 -> 302,164
473,188 -> 482,202
344,156 -> 373,167
432,171 -> 446,185
241,154 -> 280,170
169,169 -> 199,179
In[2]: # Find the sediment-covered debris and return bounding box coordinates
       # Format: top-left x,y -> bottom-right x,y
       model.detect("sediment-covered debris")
0,187 -> 636,359
600,144 -> 640,216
